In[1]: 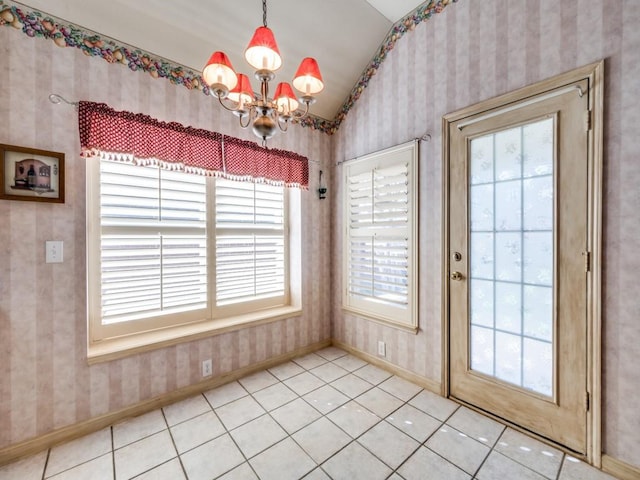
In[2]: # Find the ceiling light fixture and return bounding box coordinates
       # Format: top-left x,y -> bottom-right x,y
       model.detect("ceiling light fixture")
202,0 -> 324,145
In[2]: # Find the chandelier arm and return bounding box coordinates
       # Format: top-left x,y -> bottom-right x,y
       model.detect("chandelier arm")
290,100 -> 311,120
277,115 -> 290,132
239,111 -> 253,129
217,95 -> 242,113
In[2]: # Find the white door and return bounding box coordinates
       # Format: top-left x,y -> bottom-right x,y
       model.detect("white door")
447,80 -> 590,453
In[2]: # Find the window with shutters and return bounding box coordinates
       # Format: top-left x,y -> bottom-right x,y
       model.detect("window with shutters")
214,178 -> 287,315
342,141 -> 418,331
87,159 -> 294,355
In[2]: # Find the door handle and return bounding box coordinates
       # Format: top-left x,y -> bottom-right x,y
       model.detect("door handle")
450,271 -> 464,281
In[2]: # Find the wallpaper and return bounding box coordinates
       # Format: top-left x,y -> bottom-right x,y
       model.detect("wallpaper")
331,0 -> 640,469
0,27 -> 332,449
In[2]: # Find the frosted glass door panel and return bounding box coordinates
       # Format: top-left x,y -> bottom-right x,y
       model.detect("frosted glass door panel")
469,118 -> 554,397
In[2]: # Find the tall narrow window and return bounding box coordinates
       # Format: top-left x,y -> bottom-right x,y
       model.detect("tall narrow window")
342,141 -> 418,330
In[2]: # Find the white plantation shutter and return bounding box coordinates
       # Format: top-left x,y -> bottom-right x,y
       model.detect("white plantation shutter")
343,141 -> 418,329
214,179 -> 287,310
98,161 -> 208,325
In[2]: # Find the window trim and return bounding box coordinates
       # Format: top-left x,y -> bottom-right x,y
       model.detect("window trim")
341,140 -> 419,332
86,159 -> 300,362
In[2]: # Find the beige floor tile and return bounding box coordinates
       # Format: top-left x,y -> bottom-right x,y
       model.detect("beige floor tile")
332,354 -> 368,372
46,428 -> 111,478
112,409 -> 166,449
330,374 -> 373,398
425,425 -> 490,475
170,411 -> 226,453
315,347 -> 348,361
352,364 -> 392,385
238,370 -> 279,393
292,417 -> 351,463
355,387 -> 403,418
495,428 -> 563,479
203,381 -> 247,409
303,384 -> 349,414
293,353 -> 327,370
162,395 -> 211,427
230,414 -> 287,458
46,453 -> 112,480
217,462 -> 258,480
271,397 -> 323,434
358,421 -> 420,469
322,442 -> 391,480
303,468 -> 331,479
310,362 -> 349,383
558,456 -> 618,480
0,451 -> 47,480
180,434 -> 245,480
114,430 -> 176,480
378,376 -> 422,401
446,406 -> 505,446
476,451 -> 547,480
386,404 -> 442,442
284,371 -> 326,396
252,382 -> 298,411
132,458 -> 185,480
409,389 -> 460,421
398,446 -> 471,480
249,438 -> 316,480
268,361 -> 305,381
327,400 -> 380,438
215,395 -> 266,430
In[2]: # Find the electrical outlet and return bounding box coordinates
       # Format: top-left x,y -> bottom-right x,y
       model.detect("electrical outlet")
45,240 -> 64,263
202,359 -> 212,377
377,341 -> 386,357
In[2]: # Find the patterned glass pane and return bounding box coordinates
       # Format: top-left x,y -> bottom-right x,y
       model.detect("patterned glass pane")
469,118 -> 555,397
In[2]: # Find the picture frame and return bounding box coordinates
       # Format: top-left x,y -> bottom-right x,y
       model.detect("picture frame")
0,143 -> 65,203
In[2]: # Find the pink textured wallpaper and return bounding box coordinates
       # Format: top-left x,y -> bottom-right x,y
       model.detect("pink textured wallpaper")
331,0 -> 640,468
0,27 -> 332,449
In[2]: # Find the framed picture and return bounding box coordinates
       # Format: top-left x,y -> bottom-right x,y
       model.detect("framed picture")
0,143 -> 65,203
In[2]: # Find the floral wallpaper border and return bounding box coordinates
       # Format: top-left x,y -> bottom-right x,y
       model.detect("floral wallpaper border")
0,0 -> 456,135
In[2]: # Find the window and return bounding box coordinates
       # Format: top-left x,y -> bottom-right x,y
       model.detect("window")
87,159 -> 295,356
214,178 -> 288,314
342,141 -> 418,331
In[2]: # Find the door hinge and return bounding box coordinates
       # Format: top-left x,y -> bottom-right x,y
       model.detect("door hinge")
584,110 -> 592,131
582,251 -> 591,272
585,391 -> 590,411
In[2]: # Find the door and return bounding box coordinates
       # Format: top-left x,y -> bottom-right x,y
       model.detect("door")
447,80 -> 590,453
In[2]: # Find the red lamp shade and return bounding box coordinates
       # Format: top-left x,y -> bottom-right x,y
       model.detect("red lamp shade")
274,82 -> 299,115
202,51 -> 238,92
245,26 -> 282,71
292,57 -> 324,95
227,73 -> 254,105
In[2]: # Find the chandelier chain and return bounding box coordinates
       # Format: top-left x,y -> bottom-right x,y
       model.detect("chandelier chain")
262,0 -> 268,27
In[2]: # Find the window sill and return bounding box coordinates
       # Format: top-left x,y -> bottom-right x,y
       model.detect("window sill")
87,306 -> 302,364
342,306 -> 419,334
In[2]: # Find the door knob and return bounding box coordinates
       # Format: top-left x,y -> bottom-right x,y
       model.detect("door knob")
450,271 -> 464,281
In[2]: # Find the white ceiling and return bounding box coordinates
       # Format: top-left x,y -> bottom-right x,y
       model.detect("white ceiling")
15,0 -> 426,120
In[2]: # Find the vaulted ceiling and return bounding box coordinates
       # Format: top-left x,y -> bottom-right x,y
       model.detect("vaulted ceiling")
15,0 -> 427,121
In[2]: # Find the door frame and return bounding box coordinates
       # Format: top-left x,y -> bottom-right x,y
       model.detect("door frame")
441,61 -> 604,465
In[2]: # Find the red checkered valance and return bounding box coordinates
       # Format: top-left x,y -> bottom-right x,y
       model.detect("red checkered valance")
78,101 -> 309,188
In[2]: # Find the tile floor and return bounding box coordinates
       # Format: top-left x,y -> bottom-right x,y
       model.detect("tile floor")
0,347 -> 618,480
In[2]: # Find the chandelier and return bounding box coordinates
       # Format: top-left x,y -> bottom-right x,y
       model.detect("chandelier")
202,0 -> 324,145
